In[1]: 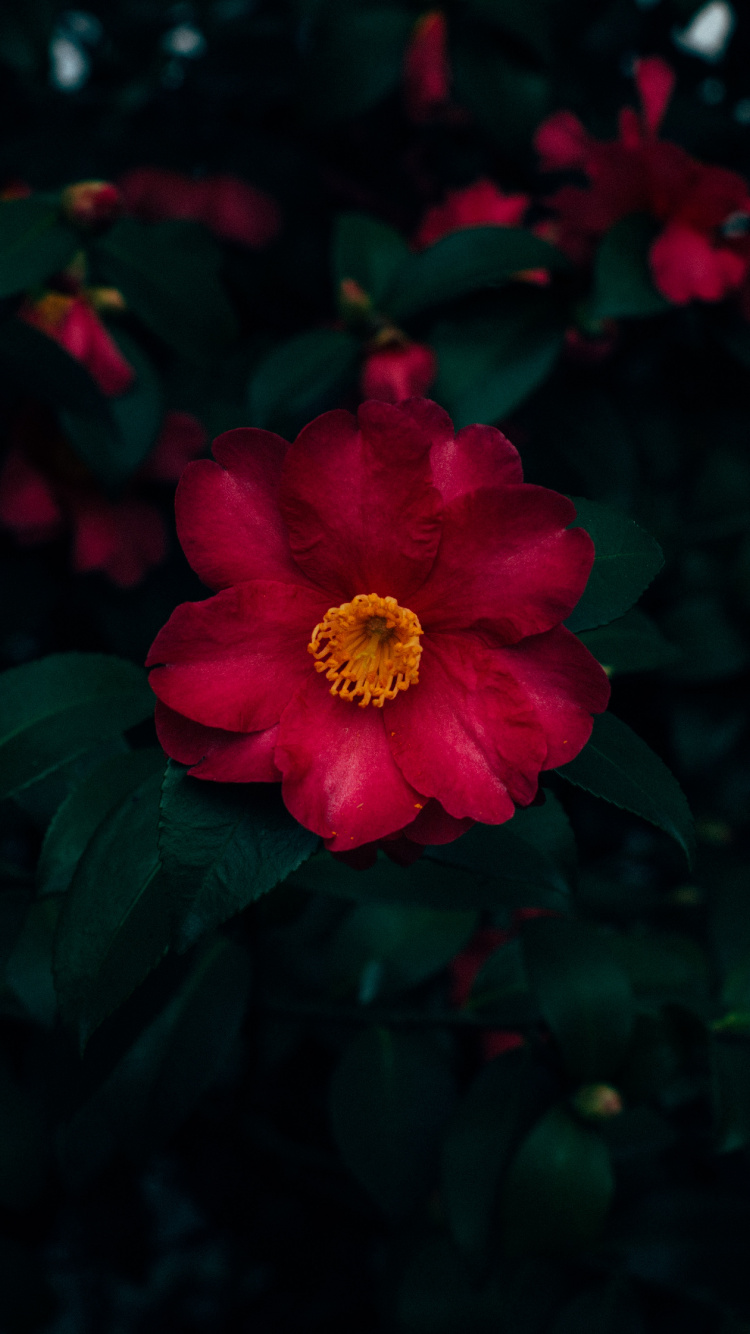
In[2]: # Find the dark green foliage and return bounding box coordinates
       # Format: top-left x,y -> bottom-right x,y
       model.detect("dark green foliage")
94,220 -> 238,364
0,197 -> 77,298
158,760 -> 319,949
566,500 -> 664,633
556,712 -> 695,864
590,217 -> 671,321
53,765 -> 169,1046
330,1027 -> 455,1216
247,328 -> 360,430
0,654 -> 155,800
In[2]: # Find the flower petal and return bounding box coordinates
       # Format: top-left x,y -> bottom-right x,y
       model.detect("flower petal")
650,222 -> 747,304
147,580 -> 329,732
279,401 -> 443,603
412,487 -> 594,642
634,56 -> 675,136
175,428 -> 309,590
155,700 -> 281,781
534,111 -> 590,171
387,631 -> 546,823
493,625 -> 610,770
143,411 -> 207,482
430,423 -> 522,503
275,676 -> 423,850
70,496 -> 166,587
0,447 -> 63,542
403,798 -> 474,844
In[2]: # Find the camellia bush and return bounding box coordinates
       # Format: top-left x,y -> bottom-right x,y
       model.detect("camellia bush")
2,1 -> 750,1330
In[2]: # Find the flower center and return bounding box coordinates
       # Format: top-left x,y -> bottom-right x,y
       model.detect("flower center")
308,594 -> 423,708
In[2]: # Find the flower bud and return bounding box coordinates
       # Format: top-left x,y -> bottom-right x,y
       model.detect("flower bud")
572,1083 -> 623,1122
61,181 -> 123,229
361,339 -> 436,403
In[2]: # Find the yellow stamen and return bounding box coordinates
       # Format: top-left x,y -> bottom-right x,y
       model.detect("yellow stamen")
308,594 -> 423,708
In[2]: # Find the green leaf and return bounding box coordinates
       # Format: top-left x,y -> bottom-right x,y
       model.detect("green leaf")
5,897 -> 61,1029
387,228 -> 567,320
589,215 -> 671,320
158,760 -> 319,950
578,608 -> 679,676
62,327 -> 164,485
431,291 -> 564,427
0,654 -> 155,801
469,937 -> 537,1025
333,212 -> 410,306
556,712 -> 695,864
53,766 -> 170,1046
247,328 -> 359,431
326,903 -> 476,1001
426,806 -> 573,909
94,219 -> 238,365
330,1027 -> 454,1216
58,937 -> 251,1184
565,498 -> 664,633
303,3 -> 413,122
398,1235 -> 563,1333
0,197 -> 77,298
502,1105 -> 614,1255
442,1049 -> 536,1266
521,917 -> 634,1081
0,318 -> 107,418
38,748 -> 165,897
453,34 -> 550,157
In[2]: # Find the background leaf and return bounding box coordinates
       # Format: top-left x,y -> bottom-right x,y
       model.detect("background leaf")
247,328 -> 359,431
159,760 -> 318,950
566,499 -> 664,633
556,712 -> 695,864
53,765 -> 169,1046
333,212 -> 410,305
0,197 -> 77,298
589,216 -> 671,321
0,654 -> 155,801
330,1027 -> 455,1216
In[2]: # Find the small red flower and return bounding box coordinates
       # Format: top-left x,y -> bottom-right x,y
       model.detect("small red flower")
403,10 -> 451,123
535,57 -> 750,304
415,178 -> 530,250
361,341 -> 437,403
147,399 -> 609,851
60,180 -> 123,229
21,293 -> 134,398
119,168 -> 281,248
0,408 -> 206,587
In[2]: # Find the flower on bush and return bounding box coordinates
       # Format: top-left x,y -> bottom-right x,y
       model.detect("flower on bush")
21,291 -> 134,398
119,167 -> 281,248
403,10 -> 451,123
415,178 -> 530,249
60,180 -> 123,229
147,398 -> 609,851
0,408 -> 206,587
361,338 -> 437,403
535,56 -> 750,304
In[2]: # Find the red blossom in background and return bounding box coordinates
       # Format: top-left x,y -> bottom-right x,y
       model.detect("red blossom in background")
535,57 -> 750,305
147,399 -> 609,851
414,178 -> 530,249
60,180 -> 123,229
403,10 -> 451,123
119,168 -> 281,248
21,292 -> 135,398
0,409 -> 207,587
360,340 -> 437,403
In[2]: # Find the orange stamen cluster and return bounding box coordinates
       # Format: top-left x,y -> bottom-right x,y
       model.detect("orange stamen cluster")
308,594 -> 423,708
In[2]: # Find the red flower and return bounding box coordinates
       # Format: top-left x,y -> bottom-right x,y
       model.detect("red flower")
361,341 -> 437,403
20,293 -> 134,398
119,168 -> 281,248
60,180 -> 123,229
147,399 -> 609,851
415,178 -> 530,249
0,408 -> 206,587
535,57 -> 750,304
403,10 -> 451,123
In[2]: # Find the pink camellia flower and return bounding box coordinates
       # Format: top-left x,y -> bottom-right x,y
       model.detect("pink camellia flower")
146,398 -> 609,851
119,167 -> 281,248
0,408 -> 207,587
415,178 -> 530,249
361,341 -> 437,403
403,10 -> 451,123
21,292 -> 135,398
535,56 -> 750,304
